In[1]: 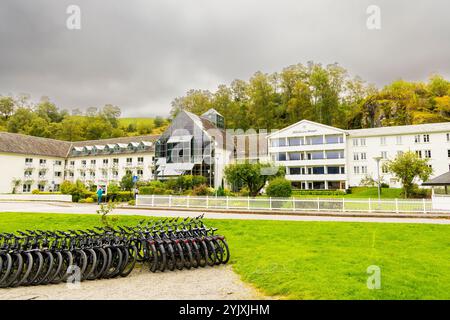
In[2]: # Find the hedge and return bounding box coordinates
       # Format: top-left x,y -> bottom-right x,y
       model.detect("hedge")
292,190 -> 347,196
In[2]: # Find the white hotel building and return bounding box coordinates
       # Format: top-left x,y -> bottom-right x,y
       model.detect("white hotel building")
267,120 -> 450,190
1,115 -> 450,193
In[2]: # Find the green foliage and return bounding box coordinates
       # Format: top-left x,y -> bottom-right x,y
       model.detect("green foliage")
191,184 -> 214,196
108,182 -> 121,194
58,180 -> 89,202
96,202 -> 118,228
224,163 -> 285,196
139,180 -> 167,195
265,178 -> 292,197
31,189 -> 40,194
384,151 -> 433,198
120,173 -> 134,192
292,190 -> 347,196
85,197 -> 94,203
128,199 -> 136,206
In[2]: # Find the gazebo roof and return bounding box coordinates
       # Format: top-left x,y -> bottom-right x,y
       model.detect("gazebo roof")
422,171 -> 450,186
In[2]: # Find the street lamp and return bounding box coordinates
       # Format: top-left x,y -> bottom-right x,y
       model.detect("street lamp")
373,156 -> 382,202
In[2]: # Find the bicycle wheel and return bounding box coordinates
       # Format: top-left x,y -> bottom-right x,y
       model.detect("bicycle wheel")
103,247 -> 122,279
212,239 -> 224,265
173,242 -> 185,271
147,243 -> 158,273
47,251 -> 63,284
217,238 -> 230,264
156,243 -> 166,272
0,253 -> 13,287
165,243 -> 176,271
51,250 -> 73,284
72,249 -> 88,280
111,246 -> 127,278
120,245 -> 137,277
190,241 -> 200,269
88,247 -> 107,280
32,250 -> 54,285
2,252 -> 23,288
82,249 -> 97,280
181,241 -> 193,270
197,240 -> 208,268
205,238 -> 216,266
13,251 -> 33,287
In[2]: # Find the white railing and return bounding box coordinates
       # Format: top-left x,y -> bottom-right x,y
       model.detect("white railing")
135,195 -> 448,214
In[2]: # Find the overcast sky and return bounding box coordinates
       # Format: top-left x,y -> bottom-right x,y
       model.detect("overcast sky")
0,0 -> 449,117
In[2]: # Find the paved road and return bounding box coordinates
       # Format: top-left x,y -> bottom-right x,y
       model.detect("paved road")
0,201 -> 449,224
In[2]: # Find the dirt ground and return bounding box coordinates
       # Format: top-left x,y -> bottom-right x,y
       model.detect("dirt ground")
0,265 -> 263,300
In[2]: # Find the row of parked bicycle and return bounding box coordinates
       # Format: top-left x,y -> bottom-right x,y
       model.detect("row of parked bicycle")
0,215 -> 230,288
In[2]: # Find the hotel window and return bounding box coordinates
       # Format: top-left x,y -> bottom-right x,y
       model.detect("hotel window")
127,157 -> 133,164
81,160 -> 86,166
312,167 -> 325,175
326,150 -> 343,159
289,168 -> 301,175
113,158 -> 119,164
307,136 -> 323,145
415,150 -> 422,158
70,161 -> 75,166
81,172 -> 86,177
361,166 -> 368,174
360,152 -> 367,160
353,139 -> 358,146
90,159 -> 96,165
448,150 -> 450,158
138,157 -> 144,164
24,170 -> 32,178
310,151 -> 324,160
25,158 -> 33,164
340,167 -> 345,174
396,136 -> 402,145
288,137 -> 303,146
276,153 -> 287,161
103,159 -> 108,165
54,160 -> 62,166
325,135 -> 343,144
423,134 -> 430,143
69,172 -> 74,177
380,137 -> 386,145
137,169 -> 143,176
327,166 -> 340,174
271,138 -> 286,147
113,170 -> 119,177
288,153 -> 301,161
23,184 -> 31,192
414,135 -> 420,143
360,138 -> 366,146
39,159 -> 46,164
447,133 -> 450,142
382,165 -> 389,174
126,170 -> 132,175
54,172 -> 62,177
353,166 -> 360,174
381,151 -> 387,159
307,167 -> 312,175
38,184 -> 45,192
90,172 -> 95,178
424,150 -> 431,158
353,153 -> 359,161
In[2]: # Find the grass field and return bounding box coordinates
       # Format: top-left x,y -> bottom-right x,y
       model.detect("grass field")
1,212 -> 449,299
292,187 -> 404,199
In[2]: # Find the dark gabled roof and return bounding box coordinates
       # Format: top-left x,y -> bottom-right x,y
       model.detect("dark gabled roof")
0,132 -> 161,158
422,171 -> 450,186
0,132 -> 72,157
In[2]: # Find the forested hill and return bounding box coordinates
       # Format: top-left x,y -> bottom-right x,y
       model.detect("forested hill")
1,62 -> 449,141
170,62 -> 450,130
0,101 -> 169,141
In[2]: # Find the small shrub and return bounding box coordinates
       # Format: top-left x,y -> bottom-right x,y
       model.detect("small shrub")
191,184 -> 214,196
239,187 -> 250,197
85,197 -> 94,203
266,178 -> 292,198
380,183 -> 390,188
79,198 -> 86,203
408,186 -> 431,199
128,199 -> 136,206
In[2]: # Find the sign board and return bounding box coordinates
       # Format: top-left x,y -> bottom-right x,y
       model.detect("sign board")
132,175 -> 139,183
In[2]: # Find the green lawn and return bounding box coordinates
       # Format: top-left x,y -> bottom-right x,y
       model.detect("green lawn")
292,187 -> 403,199
1,212 -> 449,299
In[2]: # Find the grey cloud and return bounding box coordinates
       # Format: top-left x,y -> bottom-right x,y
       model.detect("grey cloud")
0,0 -> 449,117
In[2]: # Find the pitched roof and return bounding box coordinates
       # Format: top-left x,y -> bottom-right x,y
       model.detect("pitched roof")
348,122 -> 450,137
422,171 -> 450,186
0,132 -> 71,157
0,132 -> 160,158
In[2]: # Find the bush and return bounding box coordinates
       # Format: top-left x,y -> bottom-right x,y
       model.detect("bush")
266,178 -> 292,197
239,187 -> 250,197
85,197 -> 94,203
79,199 -> 86,203
128,199 -> 135,206
139,180 -> 167,195
380,183 -> 390,188
408,186 -> 431,199
191,184 -> 214,196
31,189 -> 40,194
60,180 -> 73,194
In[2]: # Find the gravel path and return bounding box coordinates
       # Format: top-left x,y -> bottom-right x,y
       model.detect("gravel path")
0,265 -> 262,300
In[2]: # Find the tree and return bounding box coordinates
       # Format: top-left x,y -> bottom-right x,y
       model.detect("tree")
224,163 -> 285,197
383,151 -> 433,198
0,96 -> 15,120
120,173 -> 134,193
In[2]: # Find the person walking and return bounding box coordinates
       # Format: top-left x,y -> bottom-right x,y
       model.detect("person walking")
97,186 -> 104,205
134,187 -> 139,201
